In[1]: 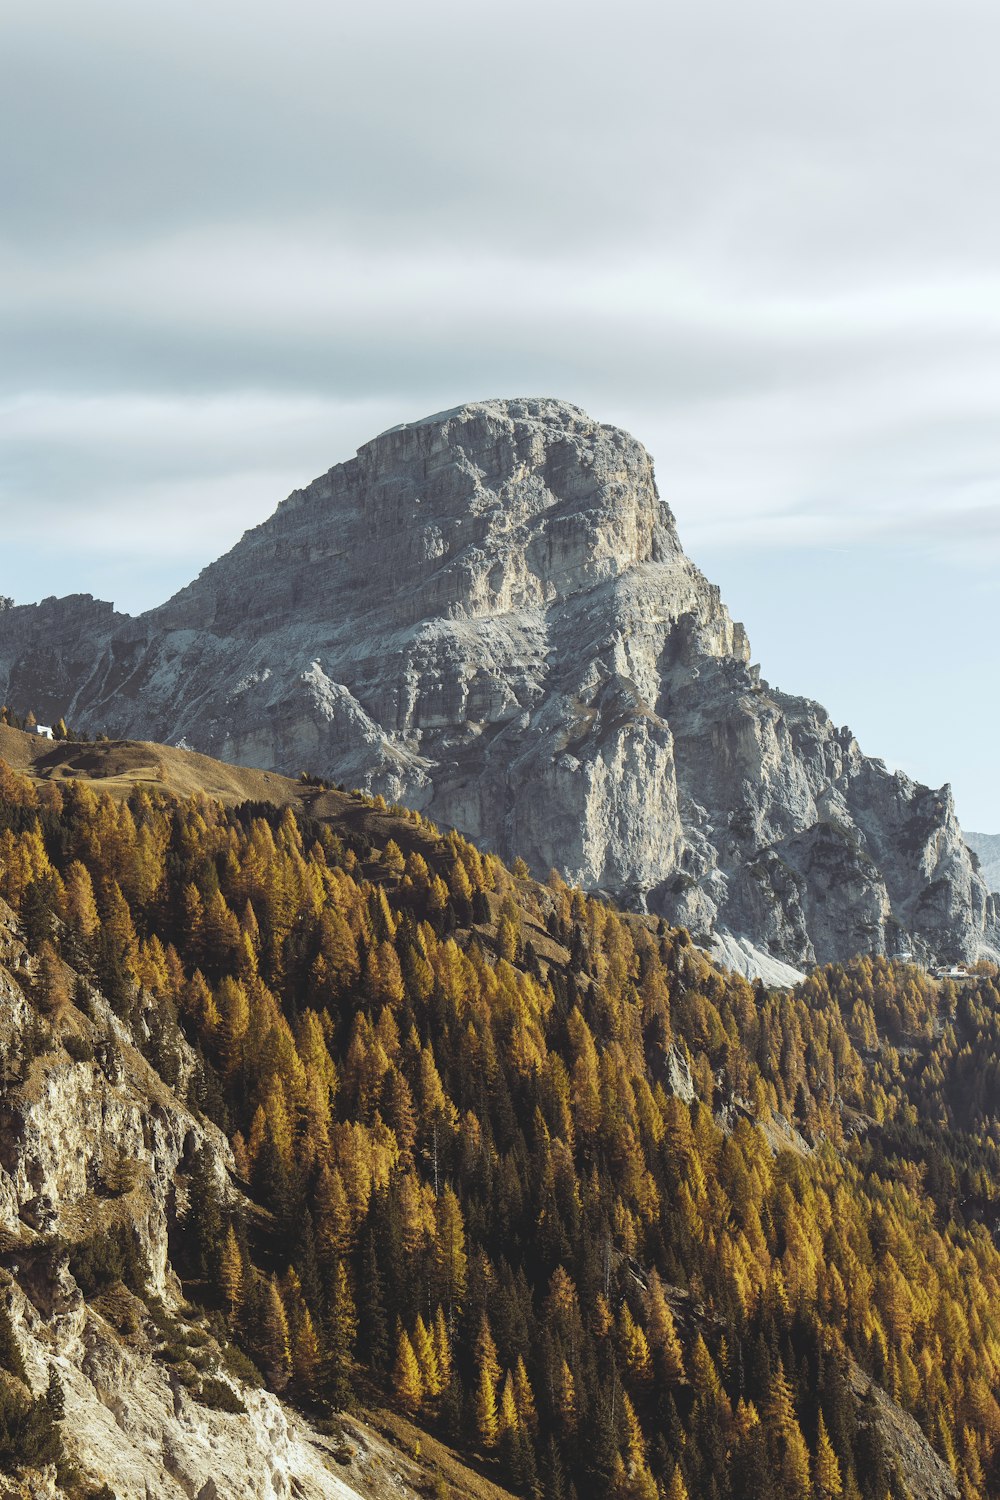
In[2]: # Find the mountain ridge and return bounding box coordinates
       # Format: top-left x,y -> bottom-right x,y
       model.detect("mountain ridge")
1,396 -> 995,972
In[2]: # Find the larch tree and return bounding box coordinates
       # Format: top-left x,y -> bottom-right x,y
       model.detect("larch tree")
36,941 -> 70,1019
393,1328 -> 423,1416
474,1354 -> 500,1450
413,1314 -> 441,1401
262,1276 -> 292,1392
219,1224 -> 244,1318
814,1411 -> 843,1500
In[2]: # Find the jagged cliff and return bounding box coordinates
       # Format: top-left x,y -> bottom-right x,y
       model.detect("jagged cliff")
1,397 -> 995,970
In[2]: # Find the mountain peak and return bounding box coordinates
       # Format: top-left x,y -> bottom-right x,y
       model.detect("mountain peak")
0,401 -> 995,971
375,394 -> 598,438
158,393 -> 684,638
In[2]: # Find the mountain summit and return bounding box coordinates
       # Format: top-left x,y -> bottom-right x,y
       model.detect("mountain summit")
1,397 -> 995,970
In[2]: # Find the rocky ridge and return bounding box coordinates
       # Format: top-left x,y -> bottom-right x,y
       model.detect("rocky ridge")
1,397 -> 995,971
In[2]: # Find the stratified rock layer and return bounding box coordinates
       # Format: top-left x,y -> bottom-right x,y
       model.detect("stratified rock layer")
1,397 -> 995,968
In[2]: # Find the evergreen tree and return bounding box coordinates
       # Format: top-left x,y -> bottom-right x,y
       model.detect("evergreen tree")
219,1223 -> 244,1317
292,1305 -> 322,1398
474,1355 -> 499,1450
413,1314 -> 441,1401
815,1411 -> 843,1500
261,1276 -> 292,1391
393,1328 -> 423,1415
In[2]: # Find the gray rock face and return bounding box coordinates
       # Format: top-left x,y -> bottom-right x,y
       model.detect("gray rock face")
1,397 -> 996,968
964,831 -> 1000,894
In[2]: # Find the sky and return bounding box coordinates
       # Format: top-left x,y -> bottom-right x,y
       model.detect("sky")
2,0 -> 999,826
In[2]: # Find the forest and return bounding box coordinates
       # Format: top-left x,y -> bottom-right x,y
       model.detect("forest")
1,751 -> 1000,1499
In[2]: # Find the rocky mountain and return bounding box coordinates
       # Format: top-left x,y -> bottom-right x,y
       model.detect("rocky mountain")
1,397 -> 995,972
964,831 -> 1000,895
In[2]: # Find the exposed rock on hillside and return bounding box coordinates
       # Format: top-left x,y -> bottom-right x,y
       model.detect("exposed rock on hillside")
0,903 -> 477,1500
1,398 -> 995,969
846,1368 -> 959,1500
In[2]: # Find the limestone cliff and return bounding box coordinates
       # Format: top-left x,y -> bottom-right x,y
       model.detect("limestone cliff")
1,398 -> 995,970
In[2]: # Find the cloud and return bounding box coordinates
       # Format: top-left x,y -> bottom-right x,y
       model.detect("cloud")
3,233 -> 1000,577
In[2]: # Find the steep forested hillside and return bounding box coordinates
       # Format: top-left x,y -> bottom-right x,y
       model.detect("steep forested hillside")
1,741 -> 999,1497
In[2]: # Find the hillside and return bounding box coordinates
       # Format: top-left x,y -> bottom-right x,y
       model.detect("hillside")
0,734 -> 998,1495
0,744 -> 522,1499
1,398 -> 995,972
0,725 -> 310,806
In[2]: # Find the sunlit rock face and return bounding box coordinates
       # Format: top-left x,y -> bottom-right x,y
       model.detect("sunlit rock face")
1,397 -> 996,970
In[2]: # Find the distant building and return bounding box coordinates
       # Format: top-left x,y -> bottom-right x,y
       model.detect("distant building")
34,725 -> 54,740
931,963 -> 972,981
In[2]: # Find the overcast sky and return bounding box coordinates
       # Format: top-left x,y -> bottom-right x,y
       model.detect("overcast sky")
3,0 -> 999,826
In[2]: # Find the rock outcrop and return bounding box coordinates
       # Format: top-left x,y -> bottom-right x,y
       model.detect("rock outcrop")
1,398 -> 996,969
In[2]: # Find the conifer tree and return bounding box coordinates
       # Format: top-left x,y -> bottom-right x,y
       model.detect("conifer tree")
646,1269 -> 685,1384
219,1223 -> 244,1318
474,1314 -> 502,1389
664,1464 -> 689,1500
357,1231 -> 389,1374
63,860 -> 100,941
513,1354 -> 538,1436
185,1146 -> 224,1282
814,1411 -> 843,1500
315,1164 -> 351,1264
620,1302 -> 653,1387
542,1434 -> 570,1500
499,1371 -> 519,1436
393,1328 -> 423,1415
474,1354 -> 499,1450
554,1357 -> 576,1437
766,1360 -> 811,1500
320,1257 -> 358,1409
432,1305 -> 453,1391
36,940 -> 70,1018
293,1304 -> 322,1397
413,1313 -> 441,1401
262,1276 -> 292,1391
44,1364 -> 65,1424
434,1184 -> 468,1317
